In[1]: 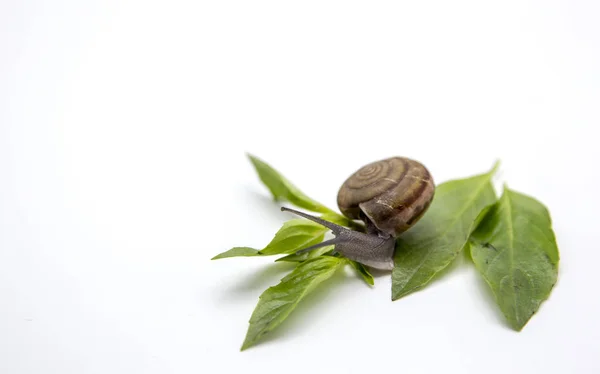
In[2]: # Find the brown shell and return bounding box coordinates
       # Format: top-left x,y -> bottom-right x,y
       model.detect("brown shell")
336,157 -> 435,237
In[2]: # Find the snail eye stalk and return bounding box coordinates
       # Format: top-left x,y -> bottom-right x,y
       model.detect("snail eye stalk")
280,207 -> 395,271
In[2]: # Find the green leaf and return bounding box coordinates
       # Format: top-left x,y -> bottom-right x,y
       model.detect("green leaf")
260,219 -> 326,255
392,162 -> 499,300
211,247 -> 260,260
247,154 -> 354,226
275,245 -> 334,263
349,260 -> 374,286
212,219 -> 327,259
469,186 -> 559,331
241,256 -> 345,350
248,153 -> 333,214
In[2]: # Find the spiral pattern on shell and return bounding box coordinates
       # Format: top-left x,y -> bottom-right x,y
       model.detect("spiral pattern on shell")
337,157 -> 435,237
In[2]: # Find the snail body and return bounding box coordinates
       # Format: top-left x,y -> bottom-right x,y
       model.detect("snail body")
282,157 -> 435,270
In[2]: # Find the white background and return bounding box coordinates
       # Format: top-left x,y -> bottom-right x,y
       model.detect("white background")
1,1 -> 599,373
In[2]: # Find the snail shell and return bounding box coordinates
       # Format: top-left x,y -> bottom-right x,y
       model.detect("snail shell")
337,157 -> 435,237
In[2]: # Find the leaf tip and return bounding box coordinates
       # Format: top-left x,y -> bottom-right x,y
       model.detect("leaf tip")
391,290 -> 405,301
391,282 -> 424,301
509,320 -> 527,332
210,252 -> 228,260
240,332 -> 256,351
507,311 -> 535,331
489,159 -> 501,176
246,152 -> 264,168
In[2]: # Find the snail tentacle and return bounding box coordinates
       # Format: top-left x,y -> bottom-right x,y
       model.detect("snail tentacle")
295,237 -> 339,254
280,207 -> 346,235
281,207 -> 395,270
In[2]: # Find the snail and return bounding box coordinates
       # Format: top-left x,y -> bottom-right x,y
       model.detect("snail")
282,157 -> 435,270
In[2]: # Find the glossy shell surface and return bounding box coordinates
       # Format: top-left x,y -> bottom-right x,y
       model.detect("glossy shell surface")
337,157 -> 435,237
